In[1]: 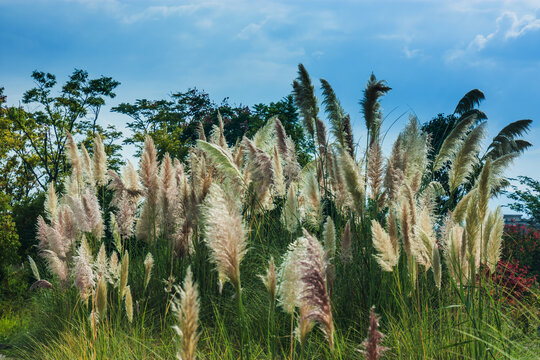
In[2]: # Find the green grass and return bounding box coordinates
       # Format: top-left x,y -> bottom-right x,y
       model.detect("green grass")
2,204 -> 539,359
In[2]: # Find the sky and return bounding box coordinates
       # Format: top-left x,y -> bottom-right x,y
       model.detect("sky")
1,0 -> 539,211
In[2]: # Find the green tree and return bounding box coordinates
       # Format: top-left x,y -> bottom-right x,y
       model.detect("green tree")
0,191 -> 21,289
113,88 -> 217,161
504,176 -> 540,224
3,69 -> 121,196
114,89 -> 313,165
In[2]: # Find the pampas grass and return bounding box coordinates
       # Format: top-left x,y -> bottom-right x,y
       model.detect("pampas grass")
144,252 -> 154,290
172,267 -> 200,360
297,230 -> 334,351
359,307 -> 387,360
202,183 -> 247,291
371,220 -> 399,272
341,220 -> 352,262
20,70 -> 536,360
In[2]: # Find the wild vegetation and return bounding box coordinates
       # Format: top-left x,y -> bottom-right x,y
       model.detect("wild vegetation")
0,64 -> 539,359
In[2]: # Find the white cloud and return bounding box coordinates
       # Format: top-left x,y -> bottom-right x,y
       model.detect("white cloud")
403,46 -> 422,59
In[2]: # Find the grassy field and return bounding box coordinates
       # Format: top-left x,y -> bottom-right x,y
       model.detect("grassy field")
1,70 -> 539,359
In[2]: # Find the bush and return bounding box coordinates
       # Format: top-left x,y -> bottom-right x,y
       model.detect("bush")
502,224 -> 540,277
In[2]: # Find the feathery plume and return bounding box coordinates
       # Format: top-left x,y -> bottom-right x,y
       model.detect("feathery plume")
297,230 -> 334,350
93,134 -> 108,186
120,250 -> 129,298
383,138 -> 405,204
144,252 -> 154,290
44,183 -> 58,222
65,195 -> 91,233
341,220 -> 352,262
339,149 -> 364,214
448,122 -> 487,192
359,307 -> 388,360
413,207 -> 436,269
274,118 -> 289,159
217,111 -> 227,148
109,251 -> 120,286
368,142 -> 384,201
452,189 -> 477,224
387,211 -> 399,258
443,223 -> 468,285
277,237 -> 308,314
82,189 -> 104,239
42,250 -> 68,282
243,136 -> 275,205
432,245 -> 442,290
301,169 -> 321,225
202,183 -> 247,291
259,256 -> 277,302
433,113 -> 477,172
36,216 -> 68,259
197,140 -> 244,188
361,74 -> 391,146
465,191 -> 481,269
320,78 -> 347,149
476,158 -> 492,225
94,243 -> 108,280
66,132 -> 82,190
282,183 -> 300,233
197,121 -> 207,141
292,64 -> 318,137
323,216 -> 336,260
125,285 -> 133,323
296,305 -> 315,348
159,153 -> 178,238
485,207 -> 504,272
315,117 -> 328,156
139,136 -> 160,242
96,276 -> 108,318
272,145 -> 286,197
371,220 -> 399,271
73,239 -> 95,302
81,143 -> 94,188
253,116 -> 277,153
172,267 -> 200,360
342,114 -> 355,156
28,255 -> 41,281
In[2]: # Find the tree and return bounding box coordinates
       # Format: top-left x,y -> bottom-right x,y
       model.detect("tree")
113,88 -> 218,161
504,176 -> 540,224
114,89 -> 314,165
0,191 -> 21,289
3,69 -> 121,197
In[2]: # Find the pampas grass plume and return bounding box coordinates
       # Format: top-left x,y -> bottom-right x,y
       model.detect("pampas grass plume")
323,216 -> 336,260
202,183 -> 247,291
259,256 -> 277,301
144,252 -> 154,290
44,183 -> 58,222
120,250 -> 129,298
96,276 -> 108,318
341,220 -> 352,262
371,220 -> 399,271
172,266 -> 200,360
125,285 -> 133,323
93,134 -> 108,186
359,306 -> 388,360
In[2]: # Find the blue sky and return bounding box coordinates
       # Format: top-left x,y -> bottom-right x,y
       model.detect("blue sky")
1,0 -> 539,209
